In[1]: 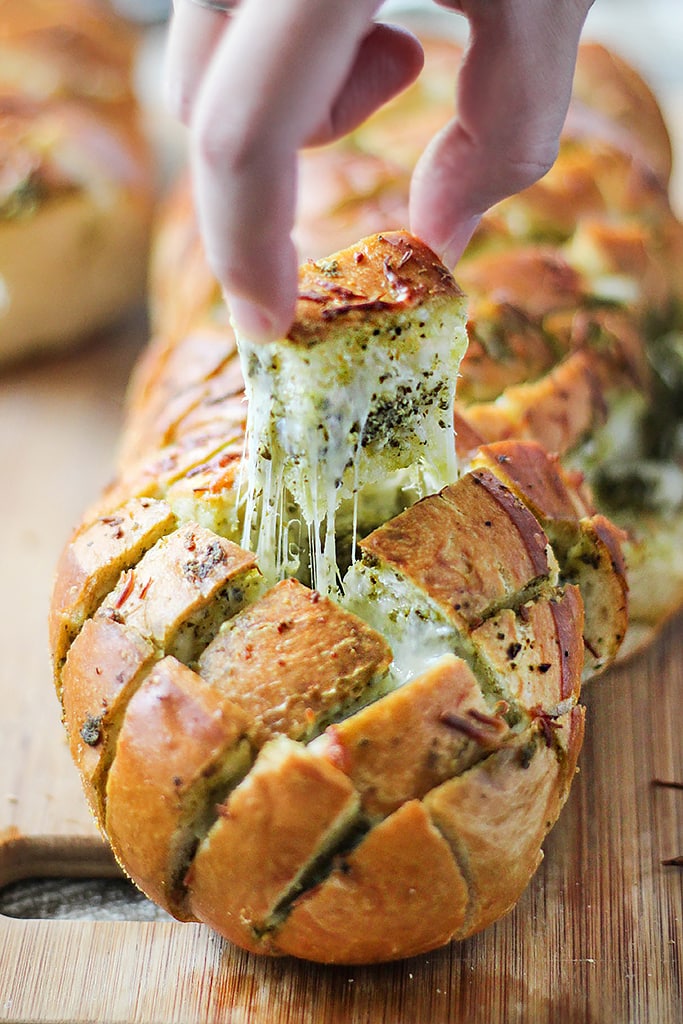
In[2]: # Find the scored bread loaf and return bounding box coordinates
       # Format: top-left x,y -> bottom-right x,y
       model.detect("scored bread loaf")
294,35 -> 683,657
49,30 -> 681,963
50,226 -> 627,962
0,0 -> 154,364
143,35 -> 683,656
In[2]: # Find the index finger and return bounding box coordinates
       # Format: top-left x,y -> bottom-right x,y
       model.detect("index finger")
410,0 -> 593,265
188,0 -> 385,341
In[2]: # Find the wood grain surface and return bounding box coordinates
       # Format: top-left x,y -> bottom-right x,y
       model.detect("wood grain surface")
0,259 -> 681,1024
1,12 -> 683,1023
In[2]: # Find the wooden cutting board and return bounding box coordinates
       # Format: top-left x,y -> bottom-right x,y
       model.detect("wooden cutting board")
0,309 -> 682,1024
1,14 -> 683,1019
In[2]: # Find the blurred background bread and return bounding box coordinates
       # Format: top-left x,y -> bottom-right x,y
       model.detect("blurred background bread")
0,0 -> 155,365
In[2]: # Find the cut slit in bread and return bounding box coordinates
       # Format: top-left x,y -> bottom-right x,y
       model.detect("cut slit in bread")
60,523 -> 262,824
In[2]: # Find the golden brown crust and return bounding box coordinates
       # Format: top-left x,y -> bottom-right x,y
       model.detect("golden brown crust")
423,717 -> 578,937
310,655 -> 509,820
119,325 -> 241,467
361,469 -> 553,631
471,440 -> 592,524
61,616 -> 156,823
289,230 -> 463,348
0,1 -> 138,103
571,43 -> 673,184
275,800 -> 469,964
49,217 -> 628,964
198,578 -> 392,746
456,349 -> 608,458
36,22 -> 682,964
49,207 -> 634,958
186,737 -> 359,953
49,498 -> 177,680
471,586 -> 584,713
105,656 -> 252,919
471,441 -> 629,675
59,525 -> 259,825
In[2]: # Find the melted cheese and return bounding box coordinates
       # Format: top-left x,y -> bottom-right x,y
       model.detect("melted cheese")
342,558 -> 462,686
236,302 -> 467,595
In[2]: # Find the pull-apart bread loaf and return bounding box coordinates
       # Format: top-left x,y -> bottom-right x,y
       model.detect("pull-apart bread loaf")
293,37 -> 683,656
0,0 -> 154,364
142,36 -> 683,657
51,229 -> 627,963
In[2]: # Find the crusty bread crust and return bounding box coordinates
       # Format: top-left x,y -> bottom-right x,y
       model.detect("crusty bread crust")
290,231 -> 463,346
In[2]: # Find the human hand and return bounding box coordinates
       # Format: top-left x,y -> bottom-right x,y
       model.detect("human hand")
165,0 -> 593,343
410,1 -> 594,264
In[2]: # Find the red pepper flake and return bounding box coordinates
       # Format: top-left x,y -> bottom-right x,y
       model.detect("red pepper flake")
397,247 -> 414,269
321,298 -> 395,320
353,251 -> 365,263
218,451 -> 239,467
321,725 -> 351,774
378,234 -> 406,248
319,282 -> 368,301
115,572 -> 135,609
584,637 -> 600,659
440,703 -> 509,746
530,705 -> 562,747
382,258 -> 413,301
139,578 -> 152,600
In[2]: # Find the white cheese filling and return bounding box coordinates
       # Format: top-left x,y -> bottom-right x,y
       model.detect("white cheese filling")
236,304 -> 467,595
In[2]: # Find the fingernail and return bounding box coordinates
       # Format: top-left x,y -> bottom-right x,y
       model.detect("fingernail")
226,294 -> 280,344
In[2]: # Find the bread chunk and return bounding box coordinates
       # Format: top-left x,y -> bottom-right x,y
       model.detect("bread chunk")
199,578 -> 392,746
237,231 -> 468,594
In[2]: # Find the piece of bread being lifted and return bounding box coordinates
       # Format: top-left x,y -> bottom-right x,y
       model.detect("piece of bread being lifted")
236,231 -> 468,595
